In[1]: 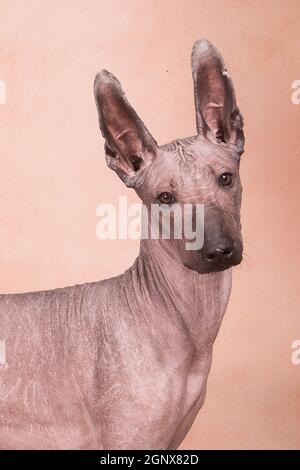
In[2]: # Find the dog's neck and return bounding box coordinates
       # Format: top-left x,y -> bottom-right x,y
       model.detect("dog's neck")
122,239 -> 232,352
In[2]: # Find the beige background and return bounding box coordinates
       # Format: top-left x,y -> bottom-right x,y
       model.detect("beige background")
0,0 -> 300,449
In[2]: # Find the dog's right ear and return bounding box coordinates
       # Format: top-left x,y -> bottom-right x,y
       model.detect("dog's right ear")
94,71 -> 158,188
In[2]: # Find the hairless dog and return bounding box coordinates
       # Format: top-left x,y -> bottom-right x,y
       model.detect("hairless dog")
0,39 -> 244,449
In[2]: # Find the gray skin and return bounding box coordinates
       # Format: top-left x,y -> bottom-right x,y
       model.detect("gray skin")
0,39 -> 244,449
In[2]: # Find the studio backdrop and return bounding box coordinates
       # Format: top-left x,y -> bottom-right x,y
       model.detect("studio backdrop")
0,0 -> 299,450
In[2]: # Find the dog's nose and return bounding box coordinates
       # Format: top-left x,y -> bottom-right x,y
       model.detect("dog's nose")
204,237 -> 234,263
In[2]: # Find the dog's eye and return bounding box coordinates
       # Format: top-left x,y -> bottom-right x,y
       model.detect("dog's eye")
218,172 -> 233,187
157,192 -> 175,206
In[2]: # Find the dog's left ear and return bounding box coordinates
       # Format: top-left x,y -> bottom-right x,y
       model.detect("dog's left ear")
191,39 -> 244,155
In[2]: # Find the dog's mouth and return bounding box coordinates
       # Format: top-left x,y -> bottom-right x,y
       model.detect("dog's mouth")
184,250 -> 243,274
200,253 -> 243,274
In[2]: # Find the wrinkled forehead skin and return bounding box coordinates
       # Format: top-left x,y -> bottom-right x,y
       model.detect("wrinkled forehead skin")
137,135 -> 241,202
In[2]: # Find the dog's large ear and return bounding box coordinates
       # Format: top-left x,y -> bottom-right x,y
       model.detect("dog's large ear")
94,70 -> 158,188
191,39 -> 244,155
